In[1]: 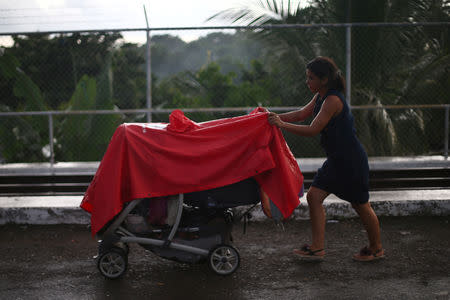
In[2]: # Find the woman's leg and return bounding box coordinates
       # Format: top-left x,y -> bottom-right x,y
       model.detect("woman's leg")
352,202 -> 383,253
305,186 -> 329,251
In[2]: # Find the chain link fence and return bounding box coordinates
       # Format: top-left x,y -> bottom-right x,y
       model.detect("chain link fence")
0,23 -> 449,164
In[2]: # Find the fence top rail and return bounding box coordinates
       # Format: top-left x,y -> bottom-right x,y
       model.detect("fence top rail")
0,104 -> 449,117
1,22 -> 449,36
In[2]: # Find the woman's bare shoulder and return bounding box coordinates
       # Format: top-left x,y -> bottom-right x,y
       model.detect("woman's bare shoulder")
323,95 -> 343,115
324,94 -> 343,106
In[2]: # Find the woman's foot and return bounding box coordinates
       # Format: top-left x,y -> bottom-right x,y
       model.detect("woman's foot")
293,244 -> 325,261
353,246 -> 385,262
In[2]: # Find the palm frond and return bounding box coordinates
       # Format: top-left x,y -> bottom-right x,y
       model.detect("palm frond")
207,0 -> 305,25
353,88 -> 399,155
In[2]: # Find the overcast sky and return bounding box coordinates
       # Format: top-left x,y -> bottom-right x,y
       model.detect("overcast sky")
0,0 -> 262,45
0,0 -> 309,46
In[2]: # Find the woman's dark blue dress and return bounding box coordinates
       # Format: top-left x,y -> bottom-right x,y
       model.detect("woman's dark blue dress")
311,89 -> 369,203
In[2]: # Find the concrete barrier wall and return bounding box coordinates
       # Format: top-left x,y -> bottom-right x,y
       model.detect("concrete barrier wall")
1,190 -> 449,225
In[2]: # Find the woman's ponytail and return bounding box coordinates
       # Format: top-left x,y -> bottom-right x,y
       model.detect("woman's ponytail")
334,69 -> 345,93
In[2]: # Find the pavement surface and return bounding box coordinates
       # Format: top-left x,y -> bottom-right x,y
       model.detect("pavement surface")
0,156 -> 449,299
1,216 -> 449,299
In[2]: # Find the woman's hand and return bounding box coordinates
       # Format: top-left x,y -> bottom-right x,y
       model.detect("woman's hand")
268,112 -> 284,128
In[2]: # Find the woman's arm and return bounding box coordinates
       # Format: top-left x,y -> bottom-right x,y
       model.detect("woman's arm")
268,95 -> 342,137
277,94 -> 318,123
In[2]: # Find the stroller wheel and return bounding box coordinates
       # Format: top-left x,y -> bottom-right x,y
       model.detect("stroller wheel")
208,244 -> 240,276
97,247 -> 128,279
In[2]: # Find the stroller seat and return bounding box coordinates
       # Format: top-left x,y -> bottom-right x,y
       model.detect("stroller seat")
184,177 -> 261,209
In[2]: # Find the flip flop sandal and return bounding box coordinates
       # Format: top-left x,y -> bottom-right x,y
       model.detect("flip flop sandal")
353,246 -> 385,262
293,244 -> 325,261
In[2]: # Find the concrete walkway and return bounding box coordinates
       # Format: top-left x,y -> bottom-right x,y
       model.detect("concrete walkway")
0,156 -> 449,225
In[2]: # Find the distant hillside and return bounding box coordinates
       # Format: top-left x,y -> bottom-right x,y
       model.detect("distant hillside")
149,31 -> 266,79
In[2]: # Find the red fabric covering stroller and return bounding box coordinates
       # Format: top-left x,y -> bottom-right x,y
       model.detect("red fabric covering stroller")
81,108 -> 303,278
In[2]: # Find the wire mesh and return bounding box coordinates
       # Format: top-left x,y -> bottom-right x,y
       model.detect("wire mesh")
0,23 -> 448,163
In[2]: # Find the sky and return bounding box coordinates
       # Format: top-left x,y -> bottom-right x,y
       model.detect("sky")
0,0 -> 307,46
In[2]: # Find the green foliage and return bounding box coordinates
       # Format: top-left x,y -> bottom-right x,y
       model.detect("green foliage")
351,90 -> 399,156
56,55 -> 121,161
1,2 -> 448,162
153,60 -> 282,109
151,60 -> 282,122
224,60 -> 282,107
0,52 -> 48,162
196,63 -> 235,107
0,115 -> 47,163
0,48 -> 121,162
210,0 -> 449,156
2,33 -> 122,110
0,52 -> 47,112
112,43 -> 146,109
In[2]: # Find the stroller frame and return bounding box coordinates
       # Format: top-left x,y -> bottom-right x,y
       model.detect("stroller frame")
96,194 -> 242,279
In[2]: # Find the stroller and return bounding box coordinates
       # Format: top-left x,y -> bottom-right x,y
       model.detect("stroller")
85,111 -> 303,279
95,177 -> 261,279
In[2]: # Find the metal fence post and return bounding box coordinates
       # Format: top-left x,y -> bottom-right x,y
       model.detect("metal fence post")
445,105 -> 449,159
345,24 -> 351,106
144,6 -> 152,122
145,30 -> 152,123
48,113 -> 55,165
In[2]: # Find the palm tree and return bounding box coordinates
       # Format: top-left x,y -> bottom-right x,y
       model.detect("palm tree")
209,1 -> 326,106
209,0 -> 449,156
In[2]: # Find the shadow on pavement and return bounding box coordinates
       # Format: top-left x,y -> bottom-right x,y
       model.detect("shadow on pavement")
0,216 -> 449,299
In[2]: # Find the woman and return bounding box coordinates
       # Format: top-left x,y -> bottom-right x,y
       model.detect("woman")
268,56 -> 384,261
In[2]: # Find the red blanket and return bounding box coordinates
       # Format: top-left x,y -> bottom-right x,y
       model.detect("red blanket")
81,108 -> 303,236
